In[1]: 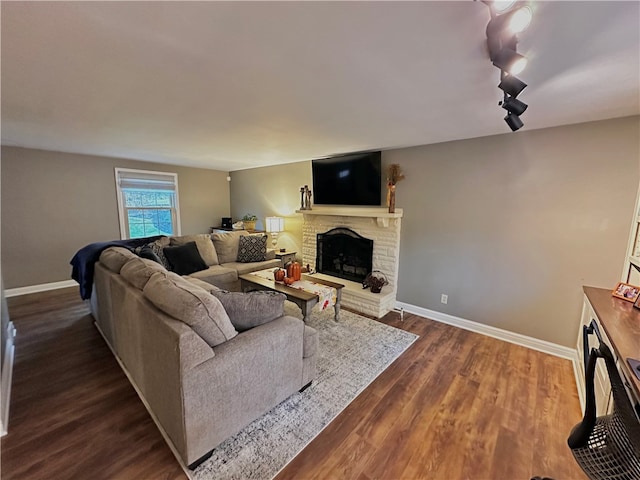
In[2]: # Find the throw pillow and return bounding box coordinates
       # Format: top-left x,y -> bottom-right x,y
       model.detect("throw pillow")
120,256 -> 166,290
143,271 -> 237,347
210,290 -> 285,332
211,231 -> 248,264
138,237 -> 171,270
163,242 -> 208,276
170,234 -> 219,266
136,244 -> 162,265
236,234 -> 267,263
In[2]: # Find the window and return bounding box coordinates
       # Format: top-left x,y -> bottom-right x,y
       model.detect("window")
115,168 -> 181,239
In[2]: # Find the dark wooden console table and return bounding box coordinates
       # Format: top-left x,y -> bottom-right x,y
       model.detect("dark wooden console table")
583,286 -> 640,401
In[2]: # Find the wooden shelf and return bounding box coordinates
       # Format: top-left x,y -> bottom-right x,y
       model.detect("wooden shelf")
295,207 -> 402,227
296,206 -> 402,218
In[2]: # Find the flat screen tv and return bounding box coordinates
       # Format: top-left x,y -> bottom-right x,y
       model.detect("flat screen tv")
312,151 -> 382,206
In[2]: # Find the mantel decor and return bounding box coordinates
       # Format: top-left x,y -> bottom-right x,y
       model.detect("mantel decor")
299,185 -> 312,210
386,164 -> 405,214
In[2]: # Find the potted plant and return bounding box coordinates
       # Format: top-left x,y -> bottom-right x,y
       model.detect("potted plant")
242,214 -> 258,231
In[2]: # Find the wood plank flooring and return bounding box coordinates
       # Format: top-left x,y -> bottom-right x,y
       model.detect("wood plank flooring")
2,288 -> 586,479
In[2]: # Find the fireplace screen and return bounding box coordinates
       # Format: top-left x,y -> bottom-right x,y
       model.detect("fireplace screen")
316,227 -> 373,283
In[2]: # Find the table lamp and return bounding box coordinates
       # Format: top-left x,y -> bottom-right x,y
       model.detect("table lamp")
265,216 -> 285,249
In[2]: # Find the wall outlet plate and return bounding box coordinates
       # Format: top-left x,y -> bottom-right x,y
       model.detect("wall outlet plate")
627,358 -> 640,381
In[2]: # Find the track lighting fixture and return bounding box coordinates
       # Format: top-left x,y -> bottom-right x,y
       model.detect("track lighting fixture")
504,113 -> 524,131
491,48 -> 527,75
491,0 -> 517,13
498,75 -> 527,98
501,96 -> 528,116
486,5 -> 532,36
482,0 -> 532,131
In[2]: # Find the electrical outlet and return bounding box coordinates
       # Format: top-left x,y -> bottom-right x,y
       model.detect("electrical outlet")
441,294 -> 448,304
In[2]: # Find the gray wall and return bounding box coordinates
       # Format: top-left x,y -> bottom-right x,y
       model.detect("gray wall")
230,161 -> 312,257
230,117 -> 640,347
1,147 -> 231,288
390,117 -> 638,347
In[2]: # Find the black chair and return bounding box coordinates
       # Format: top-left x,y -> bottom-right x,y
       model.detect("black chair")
567,343 -> 640,479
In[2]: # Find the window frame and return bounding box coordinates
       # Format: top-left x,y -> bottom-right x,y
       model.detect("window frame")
114,167 -> 182,240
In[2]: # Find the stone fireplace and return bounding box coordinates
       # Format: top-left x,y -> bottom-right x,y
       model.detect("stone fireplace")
316,227 -> 373,284
297,206 -> 403,318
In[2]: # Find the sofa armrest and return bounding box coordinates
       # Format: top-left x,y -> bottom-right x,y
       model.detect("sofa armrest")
180,315 -> 305,464
266,248 -> 276,260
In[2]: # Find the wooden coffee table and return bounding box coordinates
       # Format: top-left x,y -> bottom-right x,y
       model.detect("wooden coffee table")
239,273 -> 344,323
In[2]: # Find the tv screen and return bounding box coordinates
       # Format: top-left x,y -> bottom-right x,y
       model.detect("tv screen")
312,151 -> 382,206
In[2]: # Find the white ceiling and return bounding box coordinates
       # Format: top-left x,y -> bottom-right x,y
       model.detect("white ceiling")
2,1 -> 639,172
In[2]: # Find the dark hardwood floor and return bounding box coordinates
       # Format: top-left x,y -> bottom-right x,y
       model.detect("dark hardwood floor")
2,288 -> 586,479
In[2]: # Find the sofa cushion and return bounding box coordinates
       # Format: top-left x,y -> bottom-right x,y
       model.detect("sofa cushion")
237,234 -> 267,263
210,290 -> 286,332
99,247 -> 137,273
211,231 -> 248,264
221,259 -> 281,275
187,265 -> 238,285
171,234 -> 219,266
184,277 -> 222,292
120,256 -> 166,290
163,242 -> 208,276
143,271 -> 237,347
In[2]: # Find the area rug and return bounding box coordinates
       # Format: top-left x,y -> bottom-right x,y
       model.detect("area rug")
192,303 -> 418,480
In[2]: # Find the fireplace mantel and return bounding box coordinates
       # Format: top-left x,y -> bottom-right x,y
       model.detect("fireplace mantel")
295,207 -> 402,228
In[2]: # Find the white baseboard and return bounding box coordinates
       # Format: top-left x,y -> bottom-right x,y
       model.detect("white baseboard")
396,301 -> 576,361
5,280 -> 78,298
1,321 -> 17,437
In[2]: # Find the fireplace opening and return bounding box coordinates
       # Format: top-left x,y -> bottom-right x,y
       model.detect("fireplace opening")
316,227 -> 373,283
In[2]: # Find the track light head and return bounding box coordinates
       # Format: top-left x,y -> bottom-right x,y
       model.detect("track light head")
504,113 -> 524,131
502,96 -> 528,116
486,6 -> 533,37
498,75 -> 527,98
492,48 -> 527,75
491,0 -> 517,13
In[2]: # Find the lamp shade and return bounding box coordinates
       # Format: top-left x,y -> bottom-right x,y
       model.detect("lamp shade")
265,216 -> 284,233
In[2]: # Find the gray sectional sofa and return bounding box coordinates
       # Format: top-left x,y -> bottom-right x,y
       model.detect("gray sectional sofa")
89,231 -> 318,469
159,230 -> 282,290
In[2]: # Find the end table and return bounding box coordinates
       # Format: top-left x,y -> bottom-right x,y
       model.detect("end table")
275,250 -> 297,267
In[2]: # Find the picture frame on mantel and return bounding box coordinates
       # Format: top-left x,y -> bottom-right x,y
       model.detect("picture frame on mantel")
612,281 -> 640,303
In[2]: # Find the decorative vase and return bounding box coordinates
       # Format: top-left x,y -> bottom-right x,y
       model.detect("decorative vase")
243,220 -> 257,231
287,261 -> 301,281
387,184 -> 396,214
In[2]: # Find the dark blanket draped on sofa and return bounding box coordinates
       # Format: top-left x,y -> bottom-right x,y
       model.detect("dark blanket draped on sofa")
70,235 -> 163,300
